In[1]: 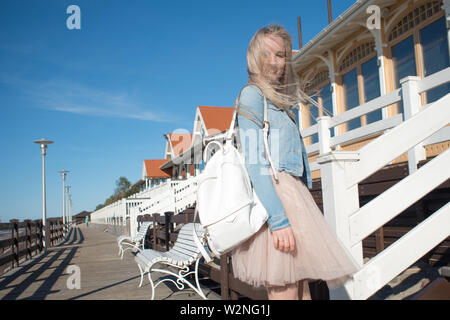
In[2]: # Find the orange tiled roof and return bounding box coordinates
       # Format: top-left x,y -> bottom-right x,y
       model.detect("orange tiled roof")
168,133 -> 192,157
144,159 -> 171,178
198,106 -> 234,135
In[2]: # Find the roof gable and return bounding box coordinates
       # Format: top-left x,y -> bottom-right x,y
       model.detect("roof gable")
143,159 -> 172,178
168,133 -> 192,157
197,106 -> 234,135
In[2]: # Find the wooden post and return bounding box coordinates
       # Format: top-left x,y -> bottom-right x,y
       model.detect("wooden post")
164,212 -> 174,250
46,221 -> 51,248
401,76 -> 426,174
153,213 -> 159,249
220,254 -> 230,300
38,220 -> 43,252
60,220 -> 63,242
327,0 -> 333,24
375,227 -> 384,254
25,220 -> 31,260
317,151 -> 362,300
33,220 -> 39,255
317,116 -> 332,154
228,257 -> 239,300
10,219 -> 19,269
297,17 -> 303,49
56,220 -> 60,243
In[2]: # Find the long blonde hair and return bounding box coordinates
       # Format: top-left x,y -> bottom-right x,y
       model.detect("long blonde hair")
245,25 -> 305,115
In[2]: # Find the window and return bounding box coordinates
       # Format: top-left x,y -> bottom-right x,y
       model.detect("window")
339,42 -> 376,72
339,42 -> 382,132
308,94 -> 319,144
342,68 -> 360,131
391,35 -> 417,115
420,16 -> 450,103
305,70 -> 329,93
318,82 -> 336,137
388,1 -> 442,42
303,69 -> 333,143
361,56 -> 382,124
389,1 -> 448,113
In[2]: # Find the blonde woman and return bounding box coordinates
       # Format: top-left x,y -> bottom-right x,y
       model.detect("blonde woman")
231,25 -> 360,300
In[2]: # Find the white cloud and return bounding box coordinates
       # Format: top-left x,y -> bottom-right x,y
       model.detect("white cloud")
0,74 -> 175,122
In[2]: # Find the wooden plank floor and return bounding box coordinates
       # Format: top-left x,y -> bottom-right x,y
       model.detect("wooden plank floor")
0,224 -> 221,300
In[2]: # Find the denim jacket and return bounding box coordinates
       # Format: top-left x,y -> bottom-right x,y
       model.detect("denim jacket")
236,84 -> 312,231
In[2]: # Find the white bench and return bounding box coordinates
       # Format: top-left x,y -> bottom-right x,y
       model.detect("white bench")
117,221 -> 152,259
134,223 -> 208,300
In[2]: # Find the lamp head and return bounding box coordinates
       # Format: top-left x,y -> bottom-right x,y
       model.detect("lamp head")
33,138 -> 54,156
58,169 -> 70,179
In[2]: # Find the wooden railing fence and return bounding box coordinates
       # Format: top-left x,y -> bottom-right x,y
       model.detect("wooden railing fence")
0,219 -> 69,274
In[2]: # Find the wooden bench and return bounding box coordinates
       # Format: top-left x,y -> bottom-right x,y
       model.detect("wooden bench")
134,223 -> 208,300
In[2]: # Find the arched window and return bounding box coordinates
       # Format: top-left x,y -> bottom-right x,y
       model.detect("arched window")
302,70 -> 334,144
388,0 -> 448,113
388,0 -> 442,42
304,70 -> 329,93
338,40 -> 382,132
339,41 -> 376,73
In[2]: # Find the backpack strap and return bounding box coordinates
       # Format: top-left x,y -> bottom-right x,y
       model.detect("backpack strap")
228,86 -> 279,181
193,207 -> 213,263
262,95 -> 279,181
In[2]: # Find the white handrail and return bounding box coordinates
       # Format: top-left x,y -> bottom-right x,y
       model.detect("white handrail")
349,147 -> 450,245
317,70 -> 450,300
353,202 -> 450,300
331,89 -> 402,128
346,93 -> 450,187
417,66 -> 450,93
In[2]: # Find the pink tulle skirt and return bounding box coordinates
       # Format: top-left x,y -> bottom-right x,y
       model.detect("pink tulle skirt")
231,170 -> 361,289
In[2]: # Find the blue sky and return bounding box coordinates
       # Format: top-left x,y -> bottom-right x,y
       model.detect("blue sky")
0,0 -> 356,222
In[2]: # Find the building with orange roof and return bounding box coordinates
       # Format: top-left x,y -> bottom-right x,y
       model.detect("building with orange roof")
164,133 -> 193,160
160,106 -> 234,176
142,159 -> 172,189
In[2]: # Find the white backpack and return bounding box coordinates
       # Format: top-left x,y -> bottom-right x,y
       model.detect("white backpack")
193,94 -> 278,262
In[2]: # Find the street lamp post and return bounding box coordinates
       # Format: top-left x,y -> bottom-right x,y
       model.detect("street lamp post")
68,193 -> 73,226
65,185 -> 71,228
33,138 -> 54,255
58,170 -> 69,237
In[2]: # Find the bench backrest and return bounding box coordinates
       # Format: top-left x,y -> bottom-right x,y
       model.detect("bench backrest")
136,221 -> 151,239
169,223 -> 204,263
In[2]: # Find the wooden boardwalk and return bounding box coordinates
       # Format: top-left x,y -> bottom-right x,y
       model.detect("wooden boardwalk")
0,224 -> 220,300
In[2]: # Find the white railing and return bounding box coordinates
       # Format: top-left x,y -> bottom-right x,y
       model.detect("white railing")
128,179 -> 172,199
127,177 -> 198,237
90,198 -> 127,226
315,68 -> 450,300
173,176 -> 199,214
90,179 -> 173,231
302,67 -> 450,174
91,175 -> 200,238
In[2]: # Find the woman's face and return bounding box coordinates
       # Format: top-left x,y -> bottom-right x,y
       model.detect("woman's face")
261,35 -> 286,83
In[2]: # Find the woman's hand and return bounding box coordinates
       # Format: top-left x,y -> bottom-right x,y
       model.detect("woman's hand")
272,226 -> 296,253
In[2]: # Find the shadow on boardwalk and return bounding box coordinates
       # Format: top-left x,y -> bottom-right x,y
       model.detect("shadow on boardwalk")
0,225 -> 220,300
0,227 -> 83,300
